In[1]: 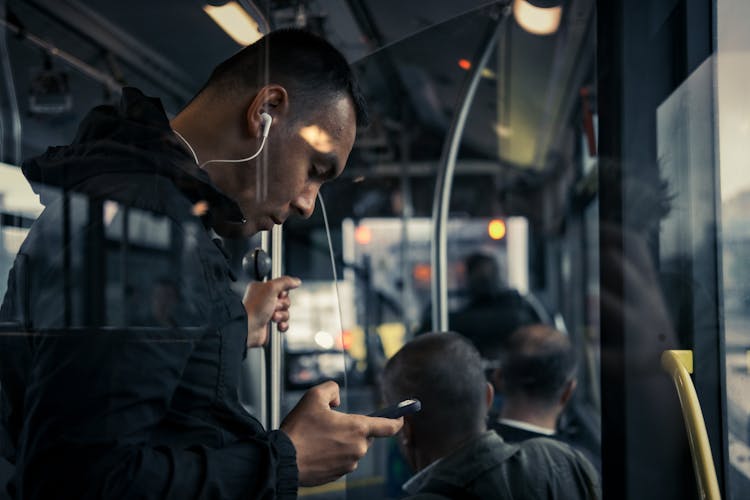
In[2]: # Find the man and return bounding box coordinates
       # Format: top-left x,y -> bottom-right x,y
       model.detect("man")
490,324 -> 578,441
382,332 -> 599,499
488,324 -> 601,472
416,252 -> 543,348
0,29 -> 400,499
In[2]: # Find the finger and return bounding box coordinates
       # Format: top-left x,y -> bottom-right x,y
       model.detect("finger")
278,290 -> 289,299
363,415 -> 403,438
311,380 -> 341,408
272,311 -> 290,323
278,321 -> 289,332
277,296 -> 292,310
269,276 -> 302,295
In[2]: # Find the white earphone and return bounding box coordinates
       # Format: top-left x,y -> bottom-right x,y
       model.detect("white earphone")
260,112 -> 272,138
174,112 -> 273,168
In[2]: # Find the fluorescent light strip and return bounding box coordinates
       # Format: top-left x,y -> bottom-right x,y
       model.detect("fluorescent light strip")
513,0 -> 562,36
203,2 -> 263,46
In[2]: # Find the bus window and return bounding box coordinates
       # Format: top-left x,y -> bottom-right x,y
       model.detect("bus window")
717,0 -> 750,493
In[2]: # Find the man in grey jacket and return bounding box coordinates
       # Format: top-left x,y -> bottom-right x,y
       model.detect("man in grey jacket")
382,332 -> 600,499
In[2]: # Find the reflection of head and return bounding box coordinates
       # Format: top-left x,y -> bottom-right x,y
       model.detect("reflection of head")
382,332 -> 489,443
465,252 -> 501,296
199,29 -> 368,127
598,159 -> 672,232
500,324 -> 576,407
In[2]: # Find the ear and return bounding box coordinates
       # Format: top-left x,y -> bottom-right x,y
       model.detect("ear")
559,379 -> 577,407
245,85 -> 289,138
400,417 -> 417,471
491,367 -> 504,393
485,381 -> 495,409
401,417 -> 413,445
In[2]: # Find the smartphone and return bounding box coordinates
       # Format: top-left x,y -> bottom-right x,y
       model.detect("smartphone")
368,399 -> 421,419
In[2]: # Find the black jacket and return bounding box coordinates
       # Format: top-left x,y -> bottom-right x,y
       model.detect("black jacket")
0,88 -> 297,499
405,431 -> 600,500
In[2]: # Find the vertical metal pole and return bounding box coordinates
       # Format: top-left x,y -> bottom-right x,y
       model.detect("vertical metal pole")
256,231 -> 269,430
269,224 -> 283,429
0,0 -> 22,165
121,206 -> 130,326
399,127 -> 414,330
430,11 -> 506,332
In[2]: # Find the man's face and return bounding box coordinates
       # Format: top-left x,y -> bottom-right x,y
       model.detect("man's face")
233,95 -> 357,236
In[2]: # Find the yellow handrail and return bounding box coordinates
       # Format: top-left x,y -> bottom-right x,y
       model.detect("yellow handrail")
661,350 -> 721,500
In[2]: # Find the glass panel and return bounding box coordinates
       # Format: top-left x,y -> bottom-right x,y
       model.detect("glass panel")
653,55 -> 722,499
717,0 -> 750,496
443,0 -> 601,483
281,7 -> 506,498
0,162 -> 43,299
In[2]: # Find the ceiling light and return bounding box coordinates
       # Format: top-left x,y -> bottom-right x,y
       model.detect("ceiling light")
314,331 -> 335,350
513,0 -> 562,36
494,123 -> 513,138
458,59 -> 472,70
488,219 -> 507,240
203,1 -> 263,46
355,225 -> 372,245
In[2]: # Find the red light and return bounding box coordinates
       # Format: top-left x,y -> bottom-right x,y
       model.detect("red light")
413,263 -> 432,282
458,59 -> 472,70
342,330 -> 353,350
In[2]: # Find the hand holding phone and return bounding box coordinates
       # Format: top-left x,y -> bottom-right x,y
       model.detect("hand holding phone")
368,399 -> 421,419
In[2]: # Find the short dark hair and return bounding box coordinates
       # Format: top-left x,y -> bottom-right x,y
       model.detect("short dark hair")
200,28 -> 368,127
500,324 -> 577,405
464,252 -> 502,297
382,332 -> 488,439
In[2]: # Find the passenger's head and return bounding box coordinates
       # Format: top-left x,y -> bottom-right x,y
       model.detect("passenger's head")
495,324 -> 577,411
465,252 -> 502,297
382,332 -> 493,471
188,29 -> 365,236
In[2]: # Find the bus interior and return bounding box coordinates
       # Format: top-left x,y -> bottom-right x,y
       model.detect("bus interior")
0,0 -> 749,498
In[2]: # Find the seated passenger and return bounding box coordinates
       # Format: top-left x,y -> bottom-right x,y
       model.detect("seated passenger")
488,324 -> 601,472
416,252 -> 543,348
382,332 -> 600,499
491,324 -> 577,441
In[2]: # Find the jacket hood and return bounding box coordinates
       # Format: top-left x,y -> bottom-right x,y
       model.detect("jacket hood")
21,87 -> 244,223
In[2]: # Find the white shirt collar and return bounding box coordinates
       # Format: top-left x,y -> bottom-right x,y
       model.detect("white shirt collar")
498,417 -> 556,436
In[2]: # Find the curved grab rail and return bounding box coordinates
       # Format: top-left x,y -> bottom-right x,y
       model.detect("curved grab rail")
660,350 -> 721,500
430,6 -> 508,332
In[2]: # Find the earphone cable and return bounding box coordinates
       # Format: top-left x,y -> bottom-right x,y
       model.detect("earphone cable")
172,129 -> 267,168
317,192 -> 349,412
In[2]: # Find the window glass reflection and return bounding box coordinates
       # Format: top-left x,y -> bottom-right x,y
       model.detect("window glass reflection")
718,0 -> 750,493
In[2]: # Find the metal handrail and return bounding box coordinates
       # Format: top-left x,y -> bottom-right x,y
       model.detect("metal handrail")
661,350 -> 721,500
430,5 -> 507,332
268,224 -> 283,429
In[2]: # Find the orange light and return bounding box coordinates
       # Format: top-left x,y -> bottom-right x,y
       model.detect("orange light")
488,219 -> 507,240
413,263 -> 432,282
341,330 -> 353,350
458,59 -> 472,70
191,200 -> 210,216
355,225 -> 372,245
